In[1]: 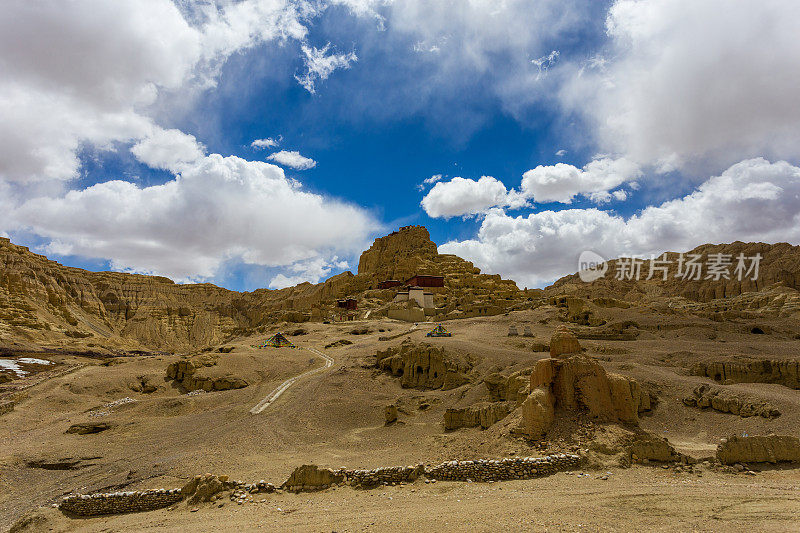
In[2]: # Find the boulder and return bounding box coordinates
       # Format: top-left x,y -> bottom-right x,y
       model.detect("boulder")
484,371 -> 530,403
182,473 -> 226,503
717,435 -> 800,465
549,325 -> 581,358
384,405 -> 398,424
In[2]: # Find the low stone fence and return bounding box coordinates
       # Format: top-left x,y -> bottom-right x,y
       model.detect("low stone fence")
343,464 -> 425,487
59,489 -> 183,516
56,454 -> 581,516
427,454 -> 581,482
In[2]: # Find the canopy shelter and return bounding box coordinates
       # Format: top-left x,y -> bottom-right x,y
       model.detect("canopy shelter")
255,332 -> 296,348
426,324 -> 452,337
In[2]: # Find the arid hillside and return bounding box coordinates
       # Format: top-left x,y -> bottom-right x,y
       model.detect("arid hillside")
0,227 -> 522,352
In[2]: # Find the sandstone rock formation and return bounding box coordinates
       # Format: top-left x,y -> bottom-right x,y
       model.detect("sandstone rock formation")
165,355 -> 248,393
516,388 -> 554,439
691,359 -> 800,389
484,371 -> 530,403
530,355 -> 650,423
716,435 -> 800,465
0,227 -> 526,350
549,325 -> 582,357
375,340 -> 472,390
443,402 -> 509,430
516,328 -> 652,439
282,465 -> 345,492
627,432 -> 680,463
683,384 -> 780,418
546,241 -> 800,316
181,473 -> 228,504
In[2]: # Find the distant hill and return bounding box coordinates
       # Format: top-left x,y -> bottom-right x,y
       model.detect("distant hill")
0,226 -> 521,352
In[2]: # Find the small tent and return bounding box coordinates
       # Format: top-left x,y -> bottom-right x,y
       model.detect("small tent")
255,332 -> 296,348
426,324 -> 452,337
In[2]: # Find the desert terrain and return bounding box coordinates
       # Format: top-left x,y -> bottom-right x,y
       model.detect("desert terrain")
2,227 -> 800,532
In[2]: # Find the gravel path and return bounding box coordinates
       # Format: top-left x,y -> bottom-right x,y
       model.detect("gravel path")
249,346 -> 334,414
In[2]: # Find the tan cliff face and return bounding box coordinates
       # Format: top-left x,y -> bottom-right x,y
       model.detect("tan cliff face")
0,228 -> 523,352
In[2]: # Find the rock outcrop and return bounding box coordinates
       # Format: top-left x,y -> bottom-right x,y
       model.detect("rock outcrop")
627,432 -> 680,463
691,359 -> 800,389
545,241 -> 800,308
165,355 -> 248,393
384,404 -> 398,424
375,340 -> 472,390
484,371 -> 530,403
549,325 -> 582,357
516,328 -> 652,439
716,434 -> 800,465
282,465 -> 345,492
181,473 -> 228,504
683,384 -> 780,418
516,387 -> 555,439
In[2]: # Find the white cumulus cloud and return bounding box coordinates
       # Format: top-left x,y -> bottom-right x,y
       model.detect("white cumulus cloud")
131,128 -> 206,172
8,155 -> 377,282
520,158 -> 641,204
421,176 -> 526,219
266,150 -> 317,170
441,158 -> 800,288
251,137 -> 282,149
562,0 -> 800,169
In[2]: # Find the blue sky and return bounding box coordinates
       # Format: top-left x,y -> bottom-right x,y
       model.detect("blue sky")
2,1 -> 800,291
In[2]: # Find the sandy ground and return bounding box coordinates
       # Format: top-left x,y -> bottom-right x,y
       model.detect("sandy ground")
3,306 -> 800,531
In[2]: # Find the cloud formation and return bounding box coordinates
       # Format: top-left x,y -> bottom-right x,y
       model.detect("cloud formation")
266,150 -> 317,170
131,128 -> 206,172
9,155 -> 376,281
520,157 -> 640,204
295,43 -> 358,94
563,0 -> 800,169
440,158 -> 800,288
0,0 -> 319,187
251,137 -> 282,149
421,176 -> 526,219
421,157 -> 639,218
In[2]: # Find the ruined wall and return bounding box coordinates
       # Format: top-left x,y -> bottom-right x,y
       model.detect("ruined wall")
691,359 -> 800,389
59,489 -> 183,516
426,454 -> 581,482
717,435 -> 800,465
443,402 -> 510,430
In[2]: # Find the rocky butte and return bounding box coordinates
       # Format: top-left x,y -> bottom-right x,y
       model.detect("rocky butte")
0,227 -> 525,353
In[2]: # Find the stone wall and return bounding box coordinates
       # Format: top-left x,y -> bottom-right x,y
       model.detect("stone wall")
426,454 -> 581,482
345,465 -> 425,487
59,489 -> 183,516
56,454 -> 581,515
